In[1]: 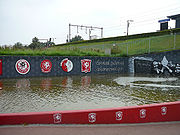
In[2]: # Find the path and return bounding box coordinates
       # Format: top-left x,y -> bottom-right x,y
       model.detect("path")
0,122 -> 180,135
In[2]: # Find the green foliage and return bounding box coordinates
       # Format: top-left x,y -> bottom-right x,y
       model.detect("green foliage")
70,35 -> 84,42
29,37 -> 41,49
111,46 -> 122,55
28,37 -> 55,49
32,37 -> 39,43
13,42 -> 23,49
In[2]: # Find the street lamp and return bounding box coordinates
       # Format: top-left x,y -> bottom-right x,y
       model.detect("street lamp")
127,20 -> 134,36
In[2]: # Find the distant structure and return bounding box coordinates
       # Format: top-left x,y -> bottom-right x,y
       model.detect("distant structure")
158,18 -> 170,31
158,14 -> 180,31
68,24 -> 103,42
167,14 -> 180,29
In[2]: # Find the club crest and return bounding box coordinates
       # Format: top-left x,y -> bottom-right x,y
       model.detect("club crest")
140,109 -> 146,118
61,58 -> 73,72
53,113 -> 62,123
161,107 -> 167,115
15,59 -> 30,75
116,111 -> 123,120
81,59 -> 91,73
88,113 -> 96,123
40,59 -> 52,73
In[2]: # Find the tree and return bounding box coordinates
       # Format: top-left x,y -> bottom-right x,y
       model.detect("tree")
32,37 -> 39,43
29,37 -> 41,49
13,42 -> 23,49
70,35 -> 83,42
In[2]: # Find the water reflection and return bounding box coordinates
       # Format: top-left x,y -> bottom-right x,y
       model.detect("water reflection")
114,76 -> 180,91
0,74 -> 179,113
61,76 -> 73,88
0,81 -> 3,95
16,79 -> 30,89
81,76 -> 91,88
41,78 -> 52,90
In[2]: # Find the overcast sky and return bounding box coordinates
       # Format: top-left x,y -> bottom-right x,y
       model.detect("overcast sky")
0,0 -> 180,45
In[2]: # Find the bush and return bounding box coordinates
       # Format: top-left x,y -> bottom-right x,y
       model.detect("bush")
111,46 -> 122,54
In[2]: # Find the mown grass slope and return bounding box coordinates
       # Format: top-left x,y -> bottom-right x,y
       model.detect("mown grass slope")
0,29 -> 180,57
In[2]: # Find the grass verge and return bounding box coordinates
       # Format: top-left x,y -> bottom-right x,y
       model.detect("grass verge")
0,31 -> 180,57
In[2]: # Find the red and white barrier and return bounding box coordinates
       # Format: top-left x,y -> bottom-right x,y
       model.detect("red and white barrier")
0,101 -> 180,125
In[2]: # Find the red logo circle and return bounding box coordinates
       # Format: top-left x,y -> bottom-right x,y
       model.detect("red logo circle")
60,58 -> 73,72
40,59 -> 52,73
15,59 -> 30,74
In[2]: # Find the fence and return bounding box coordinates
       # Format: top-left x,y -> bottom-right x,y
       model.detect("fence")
77,32 -> 180,56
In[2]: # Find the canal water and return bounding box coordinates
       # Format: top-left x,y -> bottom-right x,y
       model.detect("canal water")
0,74 -> 180,113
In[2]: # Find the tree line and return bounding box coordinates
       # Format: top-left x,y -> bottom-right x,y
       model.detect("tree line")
1,37 -> 55,50
1,35 -> 84,50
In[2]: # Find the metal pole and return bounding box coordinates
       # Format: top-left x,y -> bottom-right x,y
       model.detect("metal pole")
127,20 -> 129,36
77,26 -> 79,33
101,28 -> 103,38
127,43 -> 128,56
89,29 -> 91,40
174,33 -> 176,49
127,20 -> 133,36
148,38 -> 151,53
69,24 -> 71,42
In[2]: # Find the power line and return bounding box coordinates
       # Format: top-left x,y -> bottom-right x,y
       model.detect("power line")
103,14 -> 178,37
62,4 -> 180,43
104,10 -> 180,32
103,5 -> 180,29
119,4 -> 180,20
68,24 -> 103,41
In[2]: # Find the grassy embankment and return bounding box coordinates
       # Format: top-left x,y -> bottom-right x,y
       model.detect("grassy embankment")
1,29 -> 180,57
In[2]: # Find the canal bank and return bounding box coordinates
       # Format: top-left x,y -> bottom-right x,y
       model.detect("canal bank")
0,50 -> 180,127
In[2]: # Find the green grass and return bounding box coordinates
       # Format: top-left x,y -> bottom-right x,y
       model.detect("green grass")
0,48 -> 106,56
0,32 -> 180,57
51,34 -> 180,57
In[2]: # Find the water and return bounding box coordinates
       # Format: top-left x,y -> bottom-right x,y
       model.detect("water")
0,74 -> 180,113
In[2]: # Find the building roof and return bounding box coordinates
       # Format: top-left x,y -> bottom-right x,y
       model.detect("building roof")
158,18 -> 170,23
167,14 -> 180,20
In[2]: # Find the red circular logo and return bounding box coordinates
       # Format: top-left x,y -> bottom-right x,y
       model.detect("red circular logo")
40,59 -> 52,73
15,59 -> 30,74
60,58 -> 73,72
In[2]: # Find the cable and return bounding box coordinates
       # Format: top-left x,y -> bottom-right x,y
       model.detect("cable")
104,10 -> 180,32
58,3 -> 180,43
103,5 -> 180,29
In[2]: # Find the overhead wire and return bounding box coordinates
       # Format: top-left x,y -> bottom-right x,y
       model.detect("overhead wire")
103,3 -> 180,30
62,2 -> 180,41
104,9 -> 180,34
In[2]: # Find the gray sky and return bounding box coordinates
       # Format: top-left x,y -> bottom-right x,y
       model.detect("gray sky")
0,0 -> 180,45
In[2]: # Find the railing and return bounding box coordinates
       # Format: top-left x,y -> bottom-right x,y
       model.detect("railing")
77,32 -> 180,56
